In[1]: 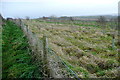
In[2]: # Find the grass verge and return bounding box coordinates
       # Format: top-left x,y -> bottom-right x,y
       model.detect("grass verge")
2,20 -> 42,78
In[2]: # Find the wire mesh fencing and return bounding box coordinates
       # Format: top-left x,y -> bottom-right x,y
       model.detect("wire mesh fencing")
12,19 -> 80,79
47,48 -> 80,79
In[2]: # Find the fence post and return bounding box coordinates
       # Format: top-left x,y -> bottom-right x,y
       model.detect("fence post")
112,34 -> 115,50
43,35 -> 50,77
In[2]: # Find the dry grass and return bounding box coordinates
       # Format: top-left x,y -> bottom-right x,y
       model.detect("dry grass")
22,19 -> 119,78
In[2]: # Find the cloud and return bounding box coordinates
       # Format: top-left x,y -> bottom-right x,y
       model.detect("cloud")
1,0 -> 119,18
1,0 -> 40,2
1,0 -> 119,3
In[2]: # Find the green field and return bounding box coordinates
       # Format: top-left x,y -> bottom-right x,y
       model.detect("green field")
23,19 -> 119,78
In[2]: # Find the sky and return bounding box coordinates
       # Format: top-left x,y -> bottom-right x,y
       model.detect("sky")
0,0 -> 119,18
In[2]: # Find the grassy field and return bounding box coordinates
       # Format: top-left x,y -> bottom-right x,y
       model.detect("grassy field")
35,19 -> 117,29
2,20 -> 42,78
23,19 -> 119,78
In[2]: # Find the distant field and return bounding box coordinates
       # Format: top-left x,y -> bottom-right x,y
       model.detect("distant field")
23,19 -> 119,78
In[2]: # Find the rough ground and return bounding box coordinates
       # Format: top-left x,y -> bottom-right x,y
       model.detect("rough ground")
23,19 -> 119,78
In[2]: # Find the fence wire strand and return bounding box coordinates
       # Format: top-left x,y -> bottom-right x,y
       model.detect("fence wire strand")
12,19 -> 80,79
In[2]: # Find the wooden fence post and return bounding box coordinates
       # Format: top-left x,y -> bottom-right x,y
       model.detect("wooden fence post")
43,35 -> 50,77
112,34 -> 115,50
43,36 -> 48,60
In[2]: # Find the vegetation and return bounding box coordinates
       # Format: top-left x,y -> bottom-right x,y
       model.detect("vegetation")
96,16 -> 107,27
2,20 -> 42,78
23,19 -> 119,78
35,18 -> 117,29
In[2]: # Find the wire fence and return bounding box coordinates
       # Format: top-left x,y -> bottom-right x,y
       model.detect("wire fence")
12,19 -> 80,79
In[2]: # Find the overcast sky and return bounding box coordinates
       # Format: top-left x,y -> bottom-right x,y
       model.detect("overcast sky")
0,0 -> 119,18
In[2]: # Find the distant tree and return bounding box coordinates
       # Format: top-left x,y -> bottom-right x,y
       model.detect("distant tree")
49,15 -> 57,22
60,16 -> 67,18
50,15 -> 57,19
43,16 -> 46,19
97,16 -> 107,27
26,16 -> 30,20
70,17 -> 74,21
6,18 -> 13,21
